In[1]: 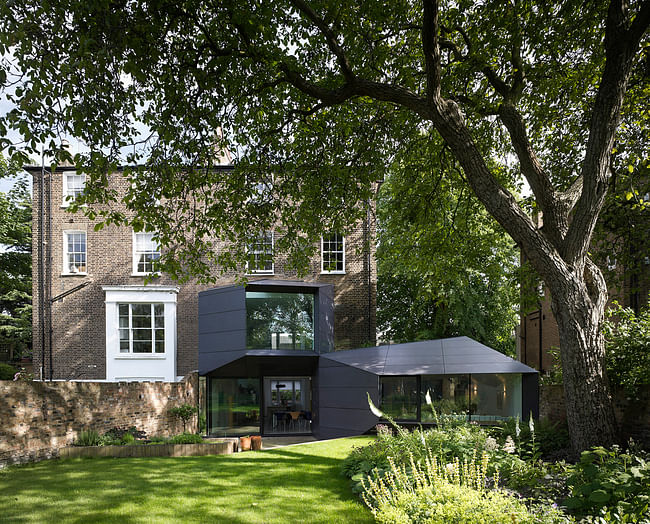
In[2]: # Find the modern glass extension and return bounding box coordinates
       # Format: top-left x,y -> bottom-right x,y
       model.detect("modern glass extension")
380,373 -> 523,422
206,376 -> 313,436
246,291 -> 315,350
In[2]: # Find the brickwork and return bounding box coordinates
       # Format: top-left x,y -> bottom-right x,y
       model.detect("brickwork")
540,384 -> 650,447
31,168 -> 377,380
0,373 -> 198,468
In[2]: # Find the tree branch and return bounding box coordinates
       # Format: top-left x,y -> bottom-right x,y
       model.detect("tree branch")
422,0 -> 441,103
290,0 -> 355,82
565,0 -> 650,265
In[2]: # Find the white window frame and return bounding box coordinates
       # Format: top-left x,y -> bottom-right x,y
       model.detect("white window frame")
246,231 -> 275,275
61,171 -> 86,207
321,233 -> 346,274
103,286 -> 179,382
132,230 -> 161,276
62,230 -> 87,275
118,303 -> 165,354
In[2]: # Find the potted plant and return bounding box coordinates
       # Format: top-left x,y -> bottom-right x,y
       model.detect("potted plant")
251,435 -> 262,451
239,435 -> 251,451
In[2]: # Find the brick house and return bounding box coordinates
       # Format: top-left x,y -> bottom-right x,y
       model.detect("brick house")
518,213 -> 650,373
27,163 -> 377,383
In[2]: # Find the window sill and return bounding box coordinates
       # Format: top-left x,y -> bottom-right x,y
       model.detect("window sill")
130,273 -> 161,278
320,271 -> 346,275
61,272 -> 88,277
115,355 -> 166,360
245,272 -> 275,276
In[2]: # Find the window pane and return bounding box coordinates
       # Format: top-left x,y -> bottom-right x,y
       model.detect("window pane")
208,378 -> 261,436
155,341 -> 165,353
133,341 -> 152,353
131,303 -> 150,316
246,292 -> 314,350
421,375 -> 470,422
471,374 -> 522,421
380,377 -> 418,420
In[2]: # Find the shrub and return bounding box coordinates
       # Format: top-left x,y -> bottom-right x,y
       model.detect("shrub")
0,362 -> 16,380
75,430 -> 102,447
148,435 -> 170,444
490,417 -> 571,460
121,432 -> 135,445
362,452 -> 567,524
564,446 -> 650,522
103,426 -> 146,442
169,432 -> 203,444
169,404 -> 198,433
603,299 -> 650,396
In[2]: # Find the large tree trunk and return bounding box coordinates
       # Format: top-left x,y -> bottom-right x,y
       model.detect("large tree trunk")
548,265 -> 619,452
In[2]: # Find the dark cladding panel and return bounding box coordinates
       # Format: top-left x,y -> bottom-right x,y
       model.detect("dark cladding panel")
522,373 -> 539,419
315,360 -> 379,439
316,283 -> 335,354
198,286 -> 246,374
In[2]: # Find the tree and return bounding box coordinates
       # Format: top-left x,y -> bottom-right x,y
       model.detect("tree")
377,157 -> 520,356
1,0 -> 649,451
0,154 -> 31,361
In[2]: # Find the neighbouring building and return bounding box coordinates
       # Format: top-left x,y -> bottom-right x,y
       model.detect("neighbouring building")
28,163 -> 538,440
27,163 -> 377,384
518,211 -> 650,373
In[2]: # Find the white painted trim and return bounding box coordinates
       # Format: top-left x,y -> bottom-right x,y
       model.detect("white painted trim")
62,229 -> 87,275
246,231 -> 275,275
104,286 -> 178,382
320,233 -> 346,274
131,229 -> 161,275
61,171 -> 86,207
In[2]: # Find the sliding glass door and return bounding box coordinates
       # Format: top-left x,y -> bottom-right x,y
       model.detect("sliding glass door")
263,377 -> 312,434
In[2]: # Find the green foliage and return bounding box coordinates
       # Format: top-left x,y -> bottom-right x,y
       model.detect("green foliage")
490,418 -> 571,460
169,404 -> 198,433
169,432 -> 203,445
121,433 -> 135,445
564,446 -> 650,522
0,155 -> 31,361
74,430 -> 101,447
0,362 -> 16,380
603,299 -> 650,395
377,167 -> 519,356
362,451 -> 568,524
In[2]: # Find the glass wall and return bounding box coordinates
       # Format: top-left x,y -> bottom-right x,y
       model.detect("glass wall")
246,292 -> 315,350
381,374 -> 523,423
263,377 -> 312,434
207,378 -> 260,436
420,375 -> 470,422
471,374 -> 522,421
380,377 -> 418,420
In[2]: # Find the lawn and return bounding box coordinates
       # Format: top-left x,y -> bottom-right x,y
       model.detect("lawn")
0,436 -> 375,524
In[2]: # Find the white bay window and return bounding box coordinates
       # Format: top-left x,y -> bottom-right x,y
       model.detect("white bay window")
103,286 -> 179,382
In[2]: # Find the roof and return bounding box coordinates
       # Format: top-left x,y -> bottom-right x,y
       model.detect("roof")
321,336 -> 537,375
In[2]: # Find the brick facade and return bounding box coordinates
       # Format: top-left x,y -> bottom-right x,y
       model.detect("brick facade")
540,384 -> 650,447
30,167 -> 377,380
0,374 -> 198,468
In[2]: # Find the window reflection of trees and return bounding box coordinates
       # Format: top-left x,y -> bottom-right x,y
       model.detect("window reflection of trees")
246,292 -> 314,350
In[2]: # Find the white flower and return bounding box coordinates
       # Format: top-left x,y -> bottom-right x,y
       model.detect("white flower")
485,436 -> 498,451
529,413 -> 535,434
503,435 -> 516,454
515,416 -> 521,438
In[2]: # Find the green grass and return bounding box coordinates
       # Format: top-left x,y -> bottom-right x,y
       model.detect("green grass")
0,436 -> 374,523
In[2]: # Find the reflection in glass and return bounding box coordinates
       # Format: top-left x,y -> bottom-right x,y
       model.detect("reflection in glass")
207,378 -> 260,436
471,374 -> 522,421
421,375 -> 470,422
246,292 -> 314,350
263,377 -> 312,434
380,377 -> 418,420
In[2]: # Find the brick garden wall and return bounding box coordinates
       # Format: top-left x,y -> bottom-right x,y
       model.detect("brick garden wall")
0,373 -> 198,468
540,384 -> 650,446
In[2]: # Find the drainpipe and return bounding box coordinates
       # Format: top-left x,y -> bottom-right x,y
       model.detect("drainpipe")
47,164 -> 53,380
39,150 -> 46,381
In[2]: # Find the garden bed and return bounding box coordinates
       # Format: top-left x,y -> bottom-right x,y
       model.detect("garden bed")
60,439 -> 238,459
